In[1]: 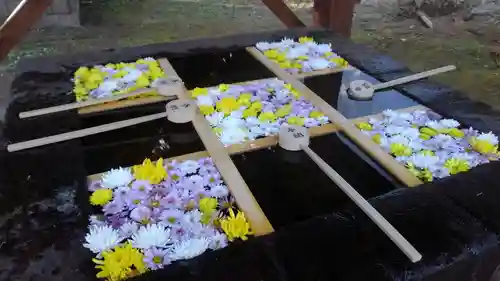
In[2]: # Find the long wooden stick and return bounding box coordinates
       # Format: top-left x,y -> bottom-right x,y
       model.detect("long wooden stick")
7,112 -> 167,152
19,88 -> 159,119
246,46 -> 423,187
160,58 -> 275,236
301,144 -> 422,262
373,65 -> 456,91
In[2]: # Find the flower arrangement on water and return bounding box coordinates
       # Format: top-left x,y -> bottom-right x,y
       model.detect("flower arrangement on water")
73,57 -> 168,101
191,78 -> 330,146
357,109 -> 500,182
84,157 -> 252,281
255,37 -> 349,74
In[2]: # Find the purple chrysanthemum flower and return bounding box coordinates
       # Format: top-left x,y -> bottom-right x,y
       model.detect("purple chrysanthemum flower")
124,189 -> 149,208
103,198 -> 126,215
131,180 -> 153,194
144,247 -> 171,270
130,206 -> 153,224
159,191 -> 183,209
159,209 -> 185,226
107,213 -> 128,229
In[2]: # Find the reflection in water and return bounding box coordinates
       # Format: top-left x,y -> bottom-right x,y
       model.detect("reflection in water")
0,185 -> 92,281
336,68 -> 420,118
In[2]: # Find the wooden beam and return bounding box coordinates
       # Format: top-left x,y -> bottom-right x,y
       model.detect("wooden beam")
0,0 -> 53,61
260,0 -> 305,28
329,0 -> 356,37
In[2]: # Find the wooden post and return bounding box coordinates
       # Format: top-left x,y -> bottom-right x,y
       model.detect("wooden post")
0,0 -> 53,61
329,0 -> 356,37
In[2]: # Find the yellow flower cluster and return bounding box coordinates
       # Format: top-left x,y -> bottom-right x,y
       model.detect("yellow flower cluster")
93,243 -> 147,281
90,189 -> 113,206
220,209 -> 253,241
73,58 -> 165,102
261,37 -> 348,73
132,158 -> 167,184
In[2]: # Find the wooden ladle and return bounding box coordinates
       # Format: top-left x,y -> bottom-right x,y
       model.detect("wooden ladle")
278,125 -> 422,263
347,65 -> 456,101
18,77 -> 184,119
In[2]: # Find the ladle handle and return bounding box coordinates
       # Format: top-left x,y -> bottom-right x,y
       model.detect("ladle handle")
7,112 -> 168,152
372,65 -> 456,91
18,88 -> 159,119
300,144 -> 423,263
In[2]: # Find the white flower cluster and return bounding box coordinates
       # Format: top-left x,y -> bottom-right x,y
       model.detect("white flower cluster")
255,37 -> 349,74
357,109 -> 499,182
194,78 -> 329,146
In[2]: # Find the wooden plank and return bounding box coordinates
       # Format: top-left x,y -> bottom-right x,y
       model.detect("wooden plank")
260,0 -> 305,28
246,46 -> 423,187
294,66 -> 350,79
0,0 -> 54,61
78,95 -> 174,115
159,58 -> 275,236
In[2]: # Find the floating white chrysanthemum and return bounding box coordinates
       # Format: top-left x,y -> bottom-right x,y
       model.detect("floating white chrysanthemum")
408,154 -> 440,170
83,225 -> 122,254
440,119 -> 460,128
131,224 -> 171,249
209,232 -> 228,250
120,221 -> 139,238
308,58 -> 331,70
98,80 -> 118,92
169,238 -> 210,261
256,41 -> 272,51
197,95 -> 214,106
316,43 -> 332,53
177,160 -> 200,174
220,127 -> 248,145
477,132 -> 499,145
101,168 -> 133,189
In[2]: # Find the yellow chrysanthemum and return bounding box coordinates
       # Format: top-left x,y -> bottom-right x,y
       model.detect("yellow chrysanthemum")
419,127 -> 438,137
191,87 -> 208,98
291,62 -> 303,69
287,116 -> 305,126
135,75 -> 150,88
218,84 -> 230,92
309,111 -> 324,119
275,104 -> 291,118
132,158 -> 167,184
242,108 -> 258,118
237,93 -> 253,107
419,133 -> 431,140
90,189 -> 113,206
93,243 -> 147,281
250,101 -> 263,112
278,61 -> 292,69
199,105 -> 215,116
372,134 -> 382,144
419,169 -> 433,182
220,209 -> 253,241
444,158 -> 470,175
263,49 -> 279,59
469,137 -> 498,155
216,97 -> 239,115
355,122 -> 372,131
448,128 -> 465,138
298,36 -> 314,43
258,112 -> 276,122
390,143 -> 412,157
420,150 -> 435,156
